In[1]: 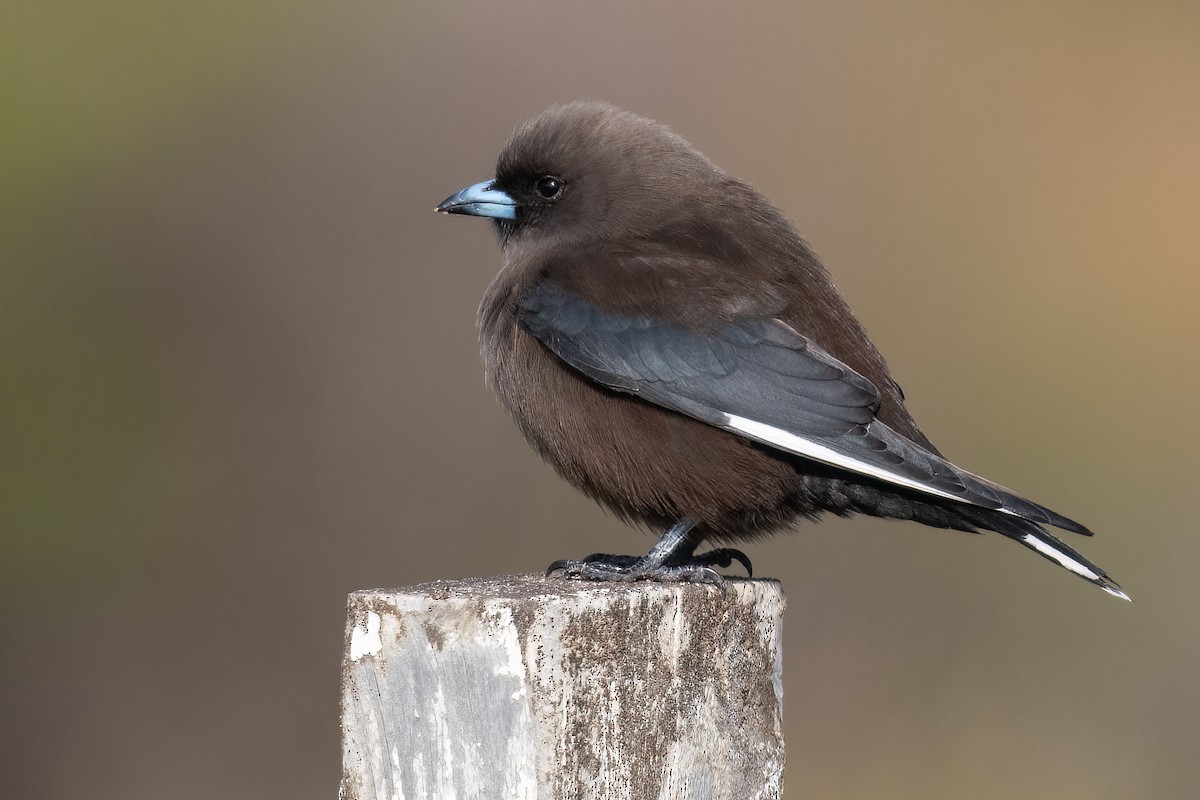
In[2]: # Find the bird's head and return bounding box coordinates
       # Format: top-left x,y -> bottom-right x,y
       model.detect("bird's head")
437,101 -> 723,249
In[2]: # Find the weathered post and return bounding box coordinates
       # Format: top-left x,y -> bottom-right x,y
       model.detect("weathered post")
340,575 -> 785,800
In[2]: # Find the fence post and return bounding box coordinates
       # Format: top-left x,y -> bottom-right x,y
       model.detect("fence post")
340,575 -> 785,800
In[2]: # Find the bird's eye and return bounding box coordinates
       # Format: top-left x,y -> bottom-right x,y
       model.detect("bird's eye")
534,175 -> 564,200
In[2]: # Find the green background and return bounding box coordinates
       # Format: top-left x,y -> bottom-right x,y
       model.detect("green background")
4,2 -> 1198,798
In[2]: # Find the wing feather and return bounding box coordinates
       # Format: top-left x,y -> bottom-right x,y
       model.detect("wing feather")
519,279 -> 1091,535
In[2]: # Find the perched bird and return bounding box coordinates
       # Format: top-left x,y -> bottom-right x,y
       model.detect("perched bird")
437,100 -> 1128,599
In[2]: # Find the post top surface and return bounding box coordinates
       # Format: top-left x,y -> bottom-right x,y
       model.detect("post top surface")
348,574 -> 783,605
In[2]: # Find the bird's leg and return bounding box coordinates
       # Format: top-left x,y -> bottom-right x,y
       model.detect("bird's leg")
546,520 -> 752,585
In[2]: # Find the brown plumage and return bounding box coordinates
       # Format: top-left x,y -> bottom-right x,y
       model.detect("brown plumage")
438,100 -> 1127,598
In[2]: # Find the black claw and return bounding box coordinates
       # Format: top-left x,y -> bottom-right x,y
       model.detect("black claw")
692,548 -> 753,578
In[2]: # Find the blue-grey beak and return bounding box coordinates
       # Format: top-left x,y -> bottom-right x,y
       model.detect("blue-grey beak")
436,180 -> 518,220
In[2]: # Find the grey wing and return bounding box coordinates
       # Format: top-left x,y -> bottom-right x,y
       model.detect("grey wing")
519,279 -> 1091,536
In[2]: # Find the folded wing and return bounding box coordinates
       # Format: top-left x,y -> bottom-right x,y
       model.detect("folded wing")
520,279 -> 1091,536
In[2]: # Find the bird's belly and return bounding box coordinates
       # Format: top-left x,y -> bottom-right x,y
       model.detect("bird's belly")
486,324 -> 800,537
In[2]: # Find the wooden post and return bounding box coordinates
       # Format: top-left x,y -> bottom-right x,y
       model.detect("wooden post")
340,575 -> 785,800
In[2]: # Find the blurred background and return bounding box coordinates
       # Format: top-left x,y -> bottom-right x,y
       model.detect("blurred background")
3,2 -> 1198,798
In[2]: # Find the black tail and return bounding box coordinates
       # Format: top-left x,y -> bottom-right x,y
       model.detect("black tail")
977,512 -> 1130,600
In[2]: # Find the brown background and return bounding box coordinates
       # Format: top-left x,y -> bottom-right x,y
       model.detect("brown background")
4,2 -> 1198,798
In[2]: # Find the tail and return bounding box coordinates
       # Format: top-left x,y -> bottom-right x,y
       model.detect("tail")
981,513 -> 1130,601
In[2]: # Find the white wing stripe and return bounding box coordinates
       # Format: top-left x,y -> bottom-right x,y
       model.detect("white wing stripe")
722,413 -> 967,503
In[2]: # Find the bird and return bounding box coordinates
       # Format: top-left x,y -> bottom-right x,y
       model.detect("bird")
436,100 -> 1128,600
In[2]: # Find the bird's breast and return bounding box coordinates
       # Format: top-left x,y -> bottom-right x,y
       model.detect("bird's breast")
477,287 -> 799,535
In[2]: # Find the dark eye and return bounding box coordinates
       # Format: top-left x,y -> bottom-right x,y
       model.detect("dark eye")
534,175 -> 564,200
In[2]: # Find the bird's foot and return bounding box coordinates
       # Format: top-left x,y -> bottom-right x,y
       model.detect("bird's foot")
545,547 -> 752,586
545,554 -> 723,585
545,520 -> 752,586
